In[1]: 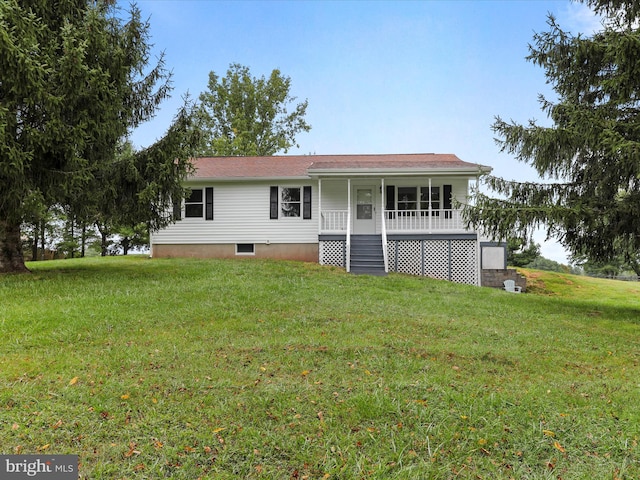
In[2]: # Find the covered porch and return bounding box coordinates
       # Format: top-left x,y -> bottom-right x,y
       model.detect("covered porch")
315,176 -> 478,277
317,178 -> 470,236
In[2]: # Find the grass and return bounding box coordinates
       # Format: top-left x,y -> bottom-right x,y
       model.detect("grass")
1,256 -> 639,479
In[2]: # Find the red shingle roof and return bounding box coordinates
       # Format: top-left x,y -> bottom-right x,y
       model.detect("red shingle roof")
189,153 -> 489,180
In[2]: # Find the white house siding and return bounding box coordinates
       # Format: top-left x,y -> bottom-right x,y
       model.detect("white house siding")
151,180 -> 319,245
320,179 -> 348,211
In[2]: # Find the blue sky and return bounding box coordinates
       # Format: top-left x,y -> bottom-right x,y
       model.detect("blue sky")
126,0 -> 601,263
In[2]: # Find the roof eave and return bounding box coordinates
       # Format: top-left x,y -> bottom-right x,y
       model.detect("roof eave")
308,166 -> 492,177
186,175 -> 312,182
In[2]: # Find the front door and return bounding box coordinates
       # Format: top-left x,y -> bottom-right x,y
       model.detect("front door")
353,186 -> 376,234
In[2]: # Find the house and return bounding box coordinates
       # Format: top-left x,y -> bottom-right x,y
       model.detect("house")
150,153 -> 508,286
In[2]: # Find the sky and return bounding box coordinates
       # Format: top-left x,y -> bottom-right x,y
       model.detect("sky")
124,0 -> 603,264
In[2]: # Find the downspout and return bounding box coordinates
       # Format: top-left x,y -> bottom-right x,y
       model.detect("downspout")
381,178 -> 388,273
346,178 -> 351,272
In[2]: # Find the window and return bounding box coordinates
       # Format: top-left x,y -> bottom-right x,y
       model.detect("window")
185,189 -> 203,218
270,186 -> 312,219
184,188 -> 213,219
397,187 -> 417,212
281,187 -> 301,217
421,187 -> 440,216
236,243 -> 255,255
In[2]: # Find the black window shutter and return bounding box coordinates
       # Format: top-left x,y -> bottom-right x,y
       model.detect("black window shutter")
270,186 -> 279,219
385,185 -> 396,219
205,187 -> 214,220
443,185 -> 452,209
385,185 -> 395,210
303,186 -> 312,219
443,184 -> 452,218
172,200 -> 181,221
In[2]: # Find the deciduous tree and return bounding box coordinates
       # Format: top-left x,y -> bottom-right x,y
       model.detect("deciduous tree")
197,64 -> 310,156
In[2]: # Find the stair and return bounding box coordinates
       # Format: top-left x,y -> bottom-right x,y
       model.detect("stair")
349,235 -> 387,276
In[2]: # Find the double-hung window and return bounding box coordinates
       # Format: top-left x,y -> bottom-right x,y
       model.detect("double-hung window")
185,189 -> 203,218
397,187 -> 417,215
420,186 -> 440,216
270,186 -> 312,219
183,188 -> 214,220
281,187 -> 301,217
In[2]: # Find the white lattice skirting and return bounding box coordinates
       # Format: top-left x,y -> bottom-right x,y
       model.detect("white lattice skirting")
320,238 -> 478,285
387,239 -> 478,285
319,240 -> 346,267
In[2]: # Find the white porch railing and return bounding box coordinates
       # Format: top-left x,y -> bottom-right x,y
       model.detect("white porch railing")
321,210 -> 349,232
384,209 -> 464,232
319,209 -> 465,233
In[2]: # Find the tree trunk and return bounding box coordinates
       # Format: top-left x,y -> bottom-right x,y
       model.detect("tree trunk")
81,224 -> 86,258
39,219 -> 46,261
0,219 -> 29,273
101,231 -> 108,257
31,222 -> 39,261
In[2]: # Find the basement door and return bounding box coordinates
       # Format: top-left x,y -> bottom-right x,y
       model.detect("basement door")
353,186 -> 376,234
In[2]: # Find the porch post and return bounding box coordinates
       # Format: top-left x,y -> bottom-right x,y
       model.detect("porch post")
428,177 -> 432,232
381,178 -> 385,218
318,178 -> 322,235
346,178 -> 351,272
381,178 -> 388,273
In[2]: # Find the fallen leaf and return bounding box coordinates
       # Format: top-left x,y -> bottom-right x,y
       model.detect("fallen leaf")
301,370 -> 310,377
68,377 -> 79,386
11,423 -> 19,430
212,427 -> 226,433
543,429 -> 555,437
553,441 -> 566,453
124,442 -> 141,458
121,393 -> 130,400
51,419 -> 63,429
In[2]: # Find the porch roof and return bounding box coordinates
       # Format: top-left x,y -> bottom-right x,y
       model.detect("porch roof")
188,153 -> 490,181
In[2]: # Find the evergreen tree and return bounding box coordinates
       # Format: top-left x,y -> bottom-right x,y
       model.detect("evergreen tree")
507,238 -> 541,267
0,1 -> 199,272
464,0 -> 640,264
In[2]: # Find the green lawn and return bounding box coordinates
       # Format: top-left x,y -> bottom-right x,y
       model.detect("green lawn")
1,256 -> 639,479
